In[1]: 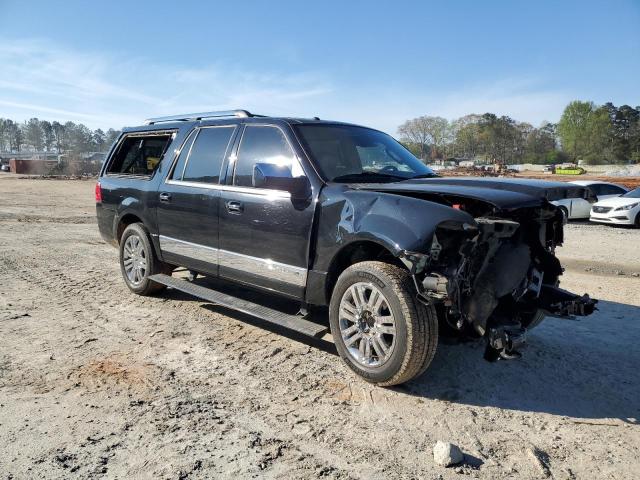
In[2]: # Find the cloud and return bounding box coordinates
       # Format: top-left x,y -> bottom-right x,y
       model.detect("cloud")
426,78 -> 571,126
0,38 -> 332,129
315,77 -> 573,135
0,38 -> 572,135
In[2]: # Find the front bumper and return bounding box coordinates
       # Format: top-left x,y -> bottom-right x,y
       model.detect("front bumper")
590,211 -> 634,225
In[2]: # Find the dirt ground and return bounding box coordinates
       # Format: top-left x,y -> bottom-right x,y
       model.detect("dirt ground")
1,176 -> 639,480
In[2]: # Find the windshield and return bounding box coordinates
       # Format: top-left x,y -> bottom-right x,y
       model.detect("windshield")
294,124 -> 436,182
622,187 -> 640,198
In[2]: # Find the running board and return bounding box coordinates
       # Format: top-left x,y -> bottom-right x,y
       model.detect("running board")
149,274 -> 328,338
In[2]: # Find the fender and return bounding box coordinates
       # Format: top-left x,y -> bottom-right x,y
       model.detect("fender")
312,188 -> 475,273
110,197 -> 158,243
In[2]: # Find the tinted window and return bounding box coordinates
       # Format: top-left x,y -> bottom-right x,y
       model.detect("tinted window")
108,134 -> 172,175
170,130 -> 197,180
598,184 -> 626,196
587,184 -> 603,196
182,127 -> 235,184
234,126 -> 301,187
294,124 -> 435,182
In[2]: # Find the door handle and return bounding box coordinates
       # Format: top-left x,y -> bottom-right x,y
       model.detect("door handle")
226,200 -> 243,213
159,192 -> 171,203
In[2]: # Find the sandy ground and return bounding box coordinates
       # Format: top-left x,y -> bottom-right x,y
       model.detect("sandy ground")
0,176 -> 639,480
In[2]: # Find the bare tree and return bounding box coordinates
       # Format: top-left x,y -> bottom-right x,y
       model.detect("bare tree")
424,116 -> 450,160
398,118 -> 430,160
398,116 -> 450,161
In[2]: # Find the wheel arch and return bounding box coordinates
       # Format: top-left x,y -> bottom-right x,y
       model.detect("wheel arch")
324,240 -> 403,304
115,212 -> 145,244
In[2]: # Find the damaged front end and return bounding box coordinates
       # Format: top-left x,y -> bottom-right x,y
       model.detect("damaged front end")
402,201 -> 597,361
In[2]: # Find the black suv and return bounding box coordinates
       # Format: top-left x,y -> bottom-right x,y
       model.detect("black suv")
96,110 -> 596,386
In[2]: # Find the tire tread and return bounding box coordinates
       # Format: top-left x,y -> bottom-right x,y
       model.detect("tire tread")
331,261 -> 438,386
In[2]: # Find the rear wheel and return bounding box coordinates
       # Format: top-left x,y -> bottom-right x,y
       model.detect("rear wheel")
119,223 -> 170,295
329,261 -> 438,386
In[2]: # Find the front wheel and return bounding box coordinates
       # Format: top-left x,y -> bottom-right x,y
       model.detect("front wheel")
119,223 -> 170,295
521,309 -> 546,330
558,205 -> 569,221
329,261 -> 438,386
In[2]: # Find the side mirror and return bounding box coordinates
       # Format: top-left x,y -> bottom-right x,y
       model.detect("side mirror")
253,163 -> 310,199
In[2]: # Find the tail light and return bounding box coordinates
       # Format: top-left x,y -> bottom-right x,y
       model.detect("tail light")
95,182 -> 102,203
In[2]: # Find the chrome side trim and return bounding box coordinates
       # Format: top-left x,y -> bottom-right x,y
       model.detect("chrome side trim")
218,249 -> 307,287
159,235 -> 219,265
158,235 -> 307,287
163,179 -> 291,198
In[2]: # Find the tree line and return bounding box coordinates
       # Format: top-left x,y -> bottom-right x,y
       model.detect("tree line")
0,117 -> 121,156
398,101 -> 640,165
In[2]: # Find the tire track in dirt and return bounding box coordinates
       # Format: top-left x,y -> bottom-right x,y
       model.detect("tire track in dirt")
3,199 -> 640,479
0,226 -> 401,477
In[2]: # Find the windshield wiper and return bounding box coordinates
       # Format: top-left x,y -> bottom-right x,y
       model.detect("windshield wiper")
332,172 -> 409,183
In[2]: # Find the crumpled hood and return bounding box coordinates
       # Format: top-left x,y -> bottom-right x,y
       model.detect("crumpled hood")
353,176 -> 593,209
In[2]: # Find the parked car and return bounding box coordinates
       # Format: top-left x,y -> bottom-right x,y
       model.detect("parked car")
96,110 -> 596,386
551,180 -> 628,220
590,187 -> 640,227
0,164 -> 10,172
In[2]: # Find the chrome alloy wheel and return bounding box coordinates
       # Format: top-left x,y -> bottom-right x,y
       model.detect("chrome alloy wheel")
338,282 -> 396,367
122,234 -> 147,286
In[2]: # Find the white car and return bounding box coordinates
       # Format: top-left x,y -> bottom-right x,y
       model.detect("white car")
551,180 -> 628,220
590,187 -> 640,227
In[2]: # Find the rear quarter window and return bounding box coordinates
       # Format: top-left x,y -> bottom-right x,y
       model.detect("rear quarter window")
107,132 -> 174,176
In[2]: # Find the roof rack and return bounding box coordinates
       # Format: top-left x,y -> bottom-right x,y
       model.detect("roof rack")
143,109 -> 259,125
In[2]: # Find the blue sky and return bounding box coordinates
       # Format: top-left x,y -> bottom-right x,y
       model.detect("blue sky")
0,0 -> 638,134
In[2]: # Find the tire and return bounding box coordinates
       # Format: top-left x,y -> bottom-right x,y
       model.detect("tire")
329,261 -> 438,386
635,212 -> 640,228
521,309 -> 545,330
119,223 -> 170,295
558,206 -> 569,221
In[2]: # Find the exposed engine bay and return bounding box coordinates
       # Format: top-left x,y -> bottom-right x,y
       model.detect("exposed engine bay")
402,196 -> 597,361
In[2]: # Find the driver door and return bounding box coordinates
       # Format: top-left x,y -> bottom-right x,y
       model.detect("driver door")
217,124 -> 314,299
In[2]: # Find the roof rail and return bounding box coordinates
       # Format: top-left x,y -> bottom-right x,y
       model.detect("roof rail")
143,109 -> 258,125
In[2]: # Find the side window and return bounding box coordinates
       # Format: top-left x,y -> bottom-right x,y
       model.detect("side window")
589,184 -> 604,196
108,133 -> 173,176
180,127 -> 235,184
600,184 -> 625,196
233,126 -> 303,187
169,130 -> 197,180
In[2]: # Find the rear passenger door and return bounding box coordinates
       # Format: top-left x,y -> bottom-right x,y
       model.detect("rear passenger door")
217,124 -> 315,299
156,125 -> 238,275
